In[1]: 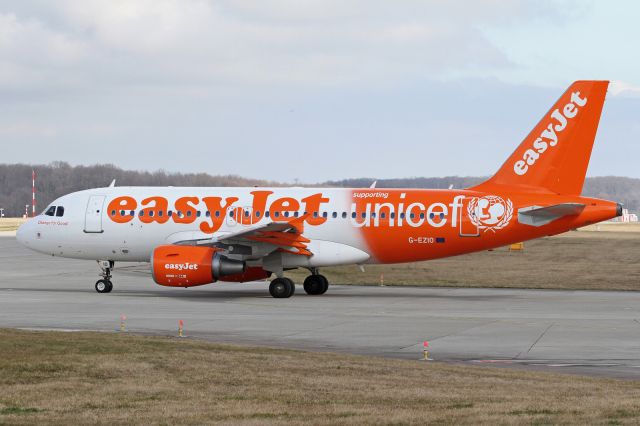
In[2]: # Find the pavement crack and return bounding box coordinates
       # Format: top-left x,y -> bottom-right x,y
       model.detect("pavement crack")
397,319 -> 501,350
524,322 -> 555,355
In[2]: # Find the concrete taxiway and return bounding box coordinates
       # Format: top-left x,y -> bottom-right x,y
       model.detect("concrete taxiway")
1,236 -> 639,379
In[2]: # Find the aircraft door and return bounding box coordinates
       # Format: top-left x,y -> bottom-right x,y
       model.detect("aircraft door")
459,197 -> 480,237
84,195 -> 106,233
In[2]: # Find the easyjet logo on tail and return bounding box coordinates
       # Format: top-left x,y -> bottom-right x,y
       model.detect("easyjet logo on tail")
513,91 -> 587,176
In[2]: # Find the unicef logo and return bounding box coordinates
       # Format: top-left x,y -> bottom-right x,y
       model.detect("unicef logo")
467,195 -> 513,232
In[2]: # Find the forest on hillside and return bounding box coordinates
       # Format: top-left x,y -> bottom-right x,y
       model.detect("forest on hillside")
0,162 -> 638,216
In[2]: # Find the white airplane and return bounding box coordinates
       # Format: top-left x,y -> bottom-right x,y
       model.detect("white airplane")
17,81 -> 621,298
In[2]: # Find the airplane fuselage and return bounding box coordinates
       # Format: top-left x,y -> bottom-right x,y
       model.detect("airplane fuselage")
18,186 -> 620,269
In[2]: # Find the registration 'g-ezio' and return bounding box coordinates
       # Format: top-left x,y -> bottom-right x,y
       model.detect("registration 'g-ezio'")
17,81 -> 622,298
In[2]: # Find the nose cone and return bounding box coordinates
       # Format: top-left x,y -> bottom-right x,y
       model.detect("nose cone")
16,219 -> 33,247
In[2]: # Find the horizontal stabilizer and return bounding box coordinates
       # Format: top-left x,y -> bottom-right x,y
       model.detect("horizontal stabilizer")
518,203 -> 585,227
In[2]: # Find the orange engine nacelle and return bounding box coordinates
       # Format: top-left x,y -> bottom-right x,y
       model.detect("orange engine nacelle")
151,245 -> 247,287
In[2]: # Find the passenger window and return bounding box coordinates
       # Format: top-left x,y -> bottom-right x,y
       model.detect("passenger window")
110,210 -> 116,217
342,212 -> 347,219
158,211 -> 164,217
206,211 -> 211,217
265,211 -> 270,218
420,213 -> 425,219
381,212 -> 386,219
351,212 -> 356,218
168,211 -> 173,217
196,211 -> 201,217
129,210 -> 135,216
119,210 -> 125,216
332,212 -> 337,218
322,212 -> 328,218
284,211 -> 289,217
274,211 -> 280,218
186,211 -> 192,217
55,206 -> 64,217
215,211 -> 220,217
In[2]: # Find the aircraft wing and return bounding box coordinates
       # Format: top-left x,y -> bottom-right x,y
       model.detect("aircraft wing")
218,217 -> 312,256
518,203 -> 585,227
174,215 -> 313,257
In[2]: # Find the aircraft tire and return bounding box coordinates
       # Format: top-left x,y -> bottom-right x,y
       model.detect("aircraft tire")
317,274 -> 329,295
303,275 -> 328,295
95,279 -> 112,294
269,278 -> 294,298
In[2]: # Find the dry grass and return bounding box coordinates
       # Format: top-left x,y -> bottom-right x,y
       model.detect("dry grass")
290,231 -> 640,291
0,218 -> 27,232
580,222 -> 640,232
1,329 -> 639,425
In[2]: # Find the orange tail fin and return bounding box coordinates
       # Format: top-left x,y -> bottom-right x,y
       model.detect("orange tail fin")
470,80 -> 609,195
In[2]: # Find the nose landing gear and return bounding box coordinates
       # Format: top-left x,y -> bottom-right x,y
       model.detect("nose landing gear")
95,260 -> 114,293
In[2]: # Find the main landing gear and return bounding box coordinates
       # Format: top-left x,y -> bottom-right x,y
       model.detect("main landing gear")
269,277 -> 296,298
95,260 -> 114,293
303,274 -> 328,295
268,271 -> 329,298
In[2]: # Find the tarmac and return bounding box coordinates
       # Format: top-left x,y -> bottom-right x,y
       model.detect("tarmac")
1,235 -> 639,380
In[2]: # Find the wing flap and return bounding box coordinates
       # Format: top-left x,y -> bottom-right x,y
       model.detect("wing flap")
176,215 -> 313,257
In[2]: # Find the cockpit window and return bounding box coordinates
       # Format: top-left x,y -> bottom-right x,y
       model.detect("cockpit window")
44,206 -> 56,216
55,206 -> 65,217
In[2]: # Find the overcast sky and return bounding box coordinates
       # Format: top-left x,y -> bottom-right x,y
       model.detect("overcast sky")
1,0 -> 639,182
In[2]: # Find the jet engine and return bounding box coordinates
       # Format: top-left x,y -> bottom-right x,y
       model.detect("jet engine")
151,245 -> 246,287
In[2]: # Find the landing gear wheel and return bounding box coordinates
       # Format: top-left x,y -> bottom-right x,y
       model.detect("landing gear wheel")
317,274 -> 329,295
304,274 -> 329,295
95,279 -> 113,293
269,277 -> 295,298
96,260 -> 114,294
303,275 -> 323,295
